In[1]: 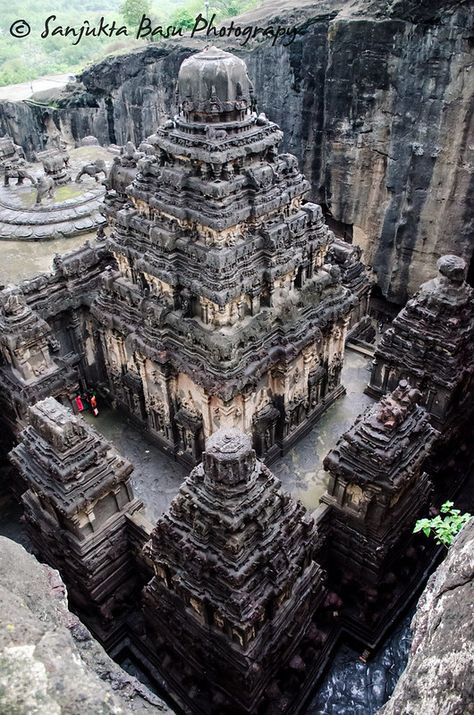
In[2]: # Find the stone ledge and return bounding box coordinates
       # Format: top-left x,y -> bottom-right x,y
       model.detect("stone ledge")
0,535 -> 174,715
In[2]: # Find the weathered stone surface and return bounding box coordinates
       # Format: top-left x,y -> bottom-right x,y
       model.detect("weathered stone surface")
93,46 -> 355,465
142,427 -> 328,714
378,518 -> 474,715
0,0 -> 471,302
367,253 -> 474,498
0,284 -> 79,438
321,379 -> 438,643
9,398 -> 145,635
367,255 -> 474,431
0,535 -> 173,715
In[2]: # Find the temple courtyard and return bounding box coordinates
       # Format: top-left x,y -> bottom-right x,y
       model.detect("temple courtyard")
81,347 -> 373,521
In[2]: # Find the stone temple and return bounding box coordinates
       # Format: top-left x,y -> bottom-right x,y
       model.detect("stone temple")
0,40 -> 473,715
96,46 -> 354,463
142,429 -> 327,713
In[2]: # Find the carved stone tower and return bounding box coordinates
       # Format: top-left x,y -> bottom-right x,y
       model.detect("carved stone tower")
142,428 -> 327,714
94,47 -> 354,463
321,380 -> 438,641
10,397 -> 144,638
0,285 -> 78,436
367,254 -> 474,433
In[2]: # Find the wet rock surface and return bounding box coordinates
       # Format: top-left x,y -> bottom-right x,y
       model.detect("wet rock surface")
1,0 -> 471,302
78,349 -> 373,522
379,519 -> 474,715
308,611 -> 413,714
0,536 -> 173,714
0,232 -> 93,285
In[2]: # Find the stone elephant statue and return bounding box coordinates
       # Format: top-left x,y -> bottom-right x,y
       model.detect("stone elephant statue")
75,159 -> 107,183
205,126 -> 228,141
3,160 -> 36,187
35,175 -> 55,205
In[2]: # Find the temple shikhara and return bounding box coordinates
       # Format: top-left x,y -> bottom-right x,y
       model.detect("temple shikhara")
10,398 -> 143,641
0,43 -> 472,715
143,429 -> 328,713
95,47 -> 354,463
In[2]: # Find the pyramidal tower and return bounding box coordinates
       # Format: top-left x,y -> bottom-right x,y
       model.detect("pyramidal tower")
95,47 -> 354,463
142,429 -> 327,713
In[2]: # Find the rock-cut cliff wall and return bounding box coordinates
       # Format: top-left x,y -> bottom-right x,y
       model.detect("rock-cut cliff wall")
378,518 -> 474,715
0,0 -> 472,304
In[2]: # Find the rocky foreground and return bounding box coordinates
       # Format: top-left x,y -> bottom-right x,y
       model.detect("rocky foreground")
1,518 -> 472,714
0,536 -> 172,715
379,518 -> 474,715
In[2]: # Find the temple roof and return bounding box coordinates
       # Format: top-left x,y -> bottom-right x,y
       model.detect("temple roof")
177,46 -> 254,122
323,380 -> 438,488
374,254 -> 473,389
144,428 -> 320,630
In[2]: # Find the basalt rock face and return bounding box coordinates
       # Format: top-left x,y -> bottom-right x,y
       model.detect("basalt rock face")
0,1 -> 471,303
0,535 -> 173,715
378,518 -> 474,715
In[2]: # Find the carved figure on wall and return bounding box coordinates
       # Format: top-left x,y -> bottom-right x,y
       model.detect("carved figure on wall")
205,125 -> 227,141
328,353 -> 343,389
2,286 -> 27,316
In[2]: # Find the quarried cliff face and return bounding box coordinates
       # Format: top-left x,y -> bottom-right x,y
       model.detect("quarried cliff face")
0,536 -> 173,715
378,518 -> 474,715
0,0 -> 471,303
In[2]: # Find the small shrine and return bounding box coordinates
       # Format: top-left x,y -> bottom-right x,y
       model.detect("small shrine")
367,254 -> 474,433
10,397 -> 144,636
0,285 -> 78,437
142,428 -> 327,713
321,380 -> 438,641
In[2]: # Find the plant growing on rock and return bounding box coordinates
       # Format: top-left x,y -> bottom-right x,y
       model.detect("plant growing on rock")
413,501 -> 472,547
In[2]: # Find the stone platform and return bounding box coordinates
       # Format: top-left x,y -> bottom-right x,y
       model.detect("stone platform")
0,146 -> 111,241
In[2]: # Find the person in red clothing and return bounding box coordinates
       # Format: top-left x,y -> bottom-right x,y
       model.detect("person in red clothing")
90,393 -> 99,417
75,395 -> 84,412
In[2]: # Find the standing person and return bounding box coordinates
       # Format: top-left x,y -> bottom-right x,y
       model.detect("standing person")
90,393 -> 99,417
75,395 -> 84,413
